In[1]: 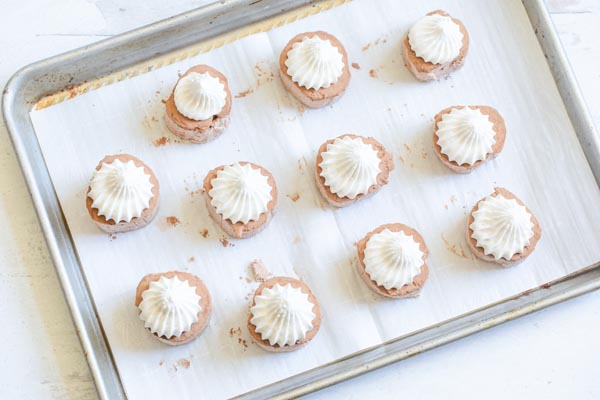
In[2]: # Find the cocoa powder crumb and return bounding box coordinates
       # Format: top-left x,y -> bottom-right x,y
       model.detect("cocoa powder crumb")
200,229 -> 209,238
287,192 -> 300,202
166,216 -> 180,227
220,237 -> 234,247
177,358 -> 191,369
235,88 -> 254,98
351,62 -> 361,70
250,259 -> 271,282
188,256 -> 195,263
369,69 -> 377,78
152,136 -> 170,147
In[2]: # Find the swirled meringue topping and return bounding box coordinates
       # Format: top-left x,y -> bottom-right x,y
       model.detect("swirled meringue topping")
209,163 -> 272,224
364,229 -> 424,290
436,107 -> 496,166
408,14 -> 463,64
174,71 -> 227,121
250,283 -> 315,347
470,195 -> 534,260
88,159 -> 154,223
285,35 -> 344,90
319,136 -> 381,199
138,276 -> 202,339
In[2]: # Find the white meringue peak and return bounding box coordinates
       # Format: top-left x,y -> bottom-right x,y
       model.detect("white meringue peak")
436,107 -> 496,166
174,71 -> 227,121
138,276 -> 202,339
408,13 -> 463,65
285,35 -> 344,90
250,283 -> 315,347
470,194 -> 534,260
319,136 -> 381,199
88,158 -> 154,223
364,229 -> 424,290
209,162 -> 272,224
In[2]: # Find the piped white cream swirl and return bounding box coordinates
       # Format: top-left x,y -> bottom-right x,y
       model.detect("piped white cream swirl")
470,195 -> 534,260
319,136 -> 381,199
138,276 -> 202,339
250,283 -> 315,347
285,35 -> 344,90
364,229 -> 424,290
436,107 -> 496,166
209,163 -> 272,224
408,14 -> 463,64
174,71 -> 227,120
88,159 -> 154,223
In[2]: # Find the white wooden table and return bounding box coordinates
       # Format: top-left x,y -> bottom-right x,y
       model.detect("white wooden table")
1,1 -> 599,398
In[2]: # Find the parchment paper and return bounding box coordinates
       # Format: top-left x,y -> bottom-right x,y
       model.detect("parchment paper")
29,0 -> 600,398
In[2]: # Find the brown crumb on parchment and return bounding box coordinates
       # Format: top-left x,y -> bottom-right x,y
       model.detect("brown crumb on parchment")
362,43 -> 371,52
235,88 -> 254,98
200,229 -> 209,238
220,237 -> 234,247
250,259 -> 271,282
188,256 -> 195,263
369,69 -> 377,78
351,62 -> 361,70
441,233 -> 472,259
229,327 -> 242,338
238,337 -> 248,349
398,155 -> 405,164
166,216 -> 180,227
153,136 -> 170,147
287,192 -> 300,202
177,358 -> 191,369
159,360 -> 165,366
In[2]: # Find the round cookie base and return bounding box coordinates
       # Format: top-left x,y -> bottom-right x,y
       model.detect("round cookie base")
279,31 -> 351,109
315,134 -> 394,208
247,276 -> 321,352
203,162 -> 278,239
402,10 -> 470,82
164,64 -> 232,144
466,187 -> 542,267
86,154 -> 160,233
356,223 -> 430,298
433,105 -> 507,173
135,271 -> 212,346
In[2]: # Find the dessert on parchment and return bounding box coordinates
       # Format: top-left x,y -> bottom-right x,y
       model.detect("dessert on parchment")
279,31 -> 351,108
165,64 -> 232,143
315,134 -> 394,207
356,223 -> 430,298
203,161 -> 278,239
135,271 -> 212,345
402,10 -> 469,81
86,154 -> 159,233
467,187 -> 542,267
248,276 -> 321,352
433,105 -> 506,173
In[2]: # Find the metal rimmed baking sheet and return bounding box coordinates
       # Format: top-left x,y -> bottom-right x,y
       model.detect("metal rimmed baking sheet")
3,0 -> 600,399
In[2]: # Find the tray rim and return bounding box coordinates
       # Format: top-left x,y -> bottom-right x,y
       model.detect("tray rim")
3,0 -> 600,399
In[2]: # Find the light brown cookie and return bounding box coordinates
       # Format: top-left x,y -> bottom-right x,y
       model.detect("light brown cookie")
433,105 -> 507,173
203,162 -> 278,239
402,10 -> 469,81
135,271 -> 212,346
279,31 -> 351,108
247,276 -> 321,352
356,223 -> 430,298
315,134 -> 394,207
86,154 -> 160,233
466,187 -> 542,267
164,64 -> 232,143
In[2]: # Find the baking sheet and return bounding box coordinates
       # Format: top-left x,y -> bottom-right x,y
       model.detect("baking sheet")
29,0 -> 600,398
